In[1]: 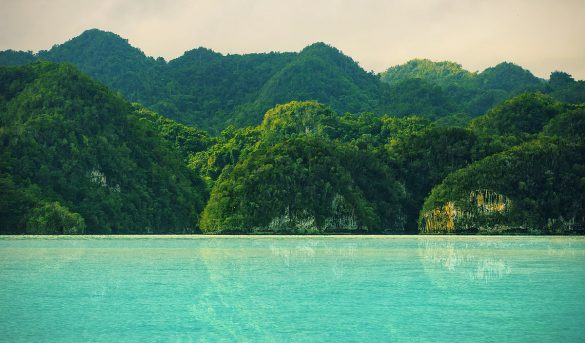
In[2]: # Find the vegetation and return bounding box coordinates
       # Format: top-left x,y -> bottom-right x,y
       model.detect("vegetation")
469,93 -> 565,136
542,107 -> 585,140
0,62 -> 207,234
420,139 -> 585,234
195,101 -> 409,234
1,31 -> 584,235
200,136 -> 405,234
3,29 -> 581,133
380,59 -> 583,119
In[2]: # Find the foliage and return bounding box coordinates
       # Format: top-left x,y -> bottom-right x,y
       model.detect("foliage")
0,62 -> 207,234
188,125 -> 261,183
546,71 -> 585,103
1,30 -> 584,236
25,202 -> 86,234
3,30 -> 582,134
163,47 -> 296,129
469,93 -> 565,136
0,50 -> 37,65
232,43 -> 388,127
420,138 -> 585,234
379,59 -> 575,118
383,78 -> 463,119
380,59 -> 476,88
386,127 -> 500,231
476,62 -> 544,93
200,136 -> 405,234
260,100 -> 339,140
542,107 -> 585,141
132,103 -> 211,161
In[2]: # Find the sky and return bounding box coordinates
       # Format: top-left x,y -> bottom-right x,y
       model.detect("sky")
1,0 -> 584,79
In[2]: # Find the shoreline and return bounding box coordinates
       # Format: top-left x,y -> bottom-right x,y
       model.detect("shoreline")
1,234 -> 584,240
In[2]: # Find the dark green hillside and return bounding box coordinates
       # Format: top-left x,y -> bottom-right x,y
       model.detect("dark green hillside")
0,30 -> 499,132
132,104 -> 212,161
200,136 -> 405,234
3,29 -> 583,133
380,59 -> 476,88
197,101 -> 413,234
546,71 -> 585,103
385,127 -> 513,232
233,43 -> 386,126
188,125 -> 262,183
37,29 -> 166,104
2,30 -> 584,236
0,49 -> 37,65
419,138 -> 585,234
477,62 -> 543,93
380,59 -> 560,117
469,93 -> 565,136
0,62 -> 207,234
189,101 -> 342,187
542,107 -> 585,140
188,101 -> 434,188
384,78 -> 463,118
163,48 -> 295,128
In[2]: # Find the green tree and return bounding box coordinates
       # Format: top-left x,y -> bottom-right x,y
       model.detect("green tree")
26,202 -> 86,234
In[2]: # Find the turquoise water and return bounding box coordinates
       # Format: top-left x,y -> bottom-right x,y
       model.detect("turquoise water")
1,236 -> 584,342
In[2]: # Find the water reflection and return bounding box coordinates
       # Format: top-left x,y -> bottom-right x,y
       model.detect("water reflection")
269,239 -> 356,265
473,258 -> 511,281
419,238 -> 512,282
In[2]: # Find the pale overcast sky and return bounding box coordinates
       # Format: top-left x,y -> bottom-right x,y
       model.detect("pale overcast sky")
1,0 -> 584,79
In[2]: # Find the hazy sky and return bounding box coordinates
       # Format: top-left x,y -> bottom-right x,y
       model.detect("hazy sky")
1,0 -> 584,79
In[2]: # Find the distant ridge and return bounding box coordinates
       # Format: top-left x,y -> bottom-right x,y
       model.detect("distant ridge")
1,29 -> 583,132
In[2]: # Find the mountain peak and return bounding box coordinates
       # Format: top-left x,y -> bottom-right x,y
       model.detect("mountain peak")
79,28 -> 122,39
297,42 -> 362,72
69,29 -> 130,45
39,28 -> 144,60
380,58 -> 475,86
478,61 -> 543,91
173,47 -> 222,63
300,42 -> 344,57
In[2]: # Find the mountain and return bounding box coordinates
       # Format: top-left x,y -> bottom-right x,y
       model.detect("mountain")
225,43 -> 388,127
380,59 -> 551,116
39,29 -> 167,105
200,101 -> 406,234
163,47 -> 295,128
469,92 -> 566,136
546,71 -> 585,103
0,49 -> 37,65
2,29 -> 583,134
420,138 -> 585,234
476,62 -> 543,93
380,58 -> 476,88
384,78 -> 463,119
416,90 -> 585,234
0,62 -> 207,234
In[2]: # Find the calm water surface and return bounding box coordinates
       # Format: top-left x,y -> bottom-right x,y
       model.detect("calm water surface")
1,236 -> 584,342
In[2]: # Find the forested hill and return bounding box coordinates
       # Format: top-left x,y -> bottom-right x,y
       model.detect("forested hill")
0,61 -> 584,235
193,96 -> 585,235
2,29 -> 583,132
383,60 -> 585,117
0,62 -> 208,234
